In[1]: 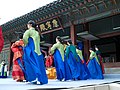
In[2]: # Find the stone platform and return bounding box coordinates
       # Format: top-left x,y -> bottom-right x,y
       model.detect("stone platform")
0,74 -> 120,90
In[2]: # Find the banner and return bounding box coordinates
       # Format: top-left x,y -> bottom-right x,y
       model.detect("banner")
39,18 -> 62,33
0,26 -> 4,52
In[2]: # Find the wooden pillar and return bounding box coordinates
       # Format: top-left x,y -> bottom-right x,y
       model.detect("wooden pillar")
9,42 -> 13,72
83,40 -> 91,61
70,23 -> 76,45
50,32 -> 54,44
115,37 -> 120,62
83,22 -> 91,61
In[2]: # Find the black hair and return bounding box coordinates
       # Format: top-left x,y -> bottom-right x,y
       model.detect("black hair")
67,40 -> 72,44
90,48 -> 94,51
27,20 -> 37,28
62,40 -> 67,44
2,60 -> 5,62
56,36 -> 62,43
28,20 -> 40,32
18,33 -> 23,39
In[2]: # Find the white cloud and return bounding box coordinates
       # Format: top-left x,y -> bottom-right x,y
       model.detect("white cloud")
0,0 -> 55,25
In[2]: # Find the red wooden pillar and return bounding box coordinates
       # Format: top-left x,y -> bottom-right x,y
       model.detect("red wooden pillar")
50,32 -> 53,44
70,23 -> 76,45
83,40 -> 91,61
83,23 -> 91,61
9,42 -> 13,71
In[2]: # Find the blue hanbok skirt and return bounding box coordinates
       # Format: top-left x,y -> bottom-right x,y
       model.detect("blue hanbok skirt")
23,38 -> 48,84
77,56 -> 91,80
87,58 -> 104,79
65,52 -> 79,80
53,49 -> 65,81
64,55 -> 72,81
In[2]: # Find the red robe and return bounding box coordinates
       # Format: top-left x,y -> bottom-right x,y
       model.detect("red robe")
11,40 -> 25,81
45,55 -> 56,79
0,26 -> 4,52
98,55 -> 105,74
45,55 -> 53,67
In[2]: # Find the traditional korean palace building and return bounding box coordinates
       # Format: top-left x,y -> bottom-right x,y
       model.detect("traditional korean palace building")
0,0 -> 120,71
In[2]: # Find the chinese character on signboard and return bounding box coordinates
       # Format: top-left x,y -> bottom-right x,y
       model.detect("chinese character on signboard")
40,24 -> 47,31
39,18 -> 61,33
46,21 -> 52,29
52,19 -> 59,28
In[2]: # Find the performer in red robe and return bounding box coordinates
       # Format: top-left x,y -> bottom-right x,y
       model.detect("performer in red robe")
0,26 -> 4,52
45,55 -> 53,68
46,54 -> 56,79
11,38 -> 25,82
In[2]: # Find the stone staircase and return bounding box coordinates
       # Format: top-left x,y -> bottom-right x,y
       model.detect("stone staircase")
63,83 -> 120,90
105,68 -> 120,74
104,62 -> 120,74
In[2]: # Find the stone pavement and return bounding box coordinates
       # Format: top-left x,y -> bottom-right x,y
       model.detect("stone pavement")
0,74 -> 120,90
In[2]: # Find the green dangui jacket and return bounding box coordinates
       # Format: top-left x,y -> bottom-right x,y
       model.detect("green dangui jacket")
76,49 -> 84,60
23,27 -> 41,55
65,45 -> 78,61
90,51 -> 99,64
50,42 -> 64,61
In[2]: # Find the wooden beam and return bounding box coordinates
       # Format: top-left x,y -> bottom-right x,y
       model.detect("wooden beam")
111,0 -> 117,5
76,9 -> 83,15
79,10 -> 83,15
93,4 -> 99,12
98,31 -> 120,38
85,6 -> 90,13
102,1 -> 108,9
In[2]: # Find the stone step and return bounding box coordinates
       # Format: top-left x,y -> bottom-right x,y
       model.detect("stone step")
105,68 -> 120,74
63,83 -> 120,90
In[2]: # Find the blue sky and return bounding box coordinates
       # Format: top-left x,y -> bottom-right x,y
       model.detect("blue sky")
0,0 -> 55,25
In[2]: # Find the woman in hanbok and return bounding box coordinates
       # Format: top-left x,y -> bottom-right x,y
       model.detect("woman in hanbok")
0,60 -> 7,78
46,54 -> 54,68
87,48 -> 104,79
50,36 -> 65,81
95,46 -> 105,74
65,40 -> 79,80
76,48 -> 90,80
23,20 -> 48,84
45,54 -> 56,79
11,35 -> 25,82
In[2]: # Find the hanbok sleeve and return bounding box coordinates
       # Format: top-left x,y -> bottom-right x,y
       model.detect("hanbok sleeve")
65,46 -> 70,59
76,49 -> 84,60
4,65 -> 7,72
0,64 -> 2,72
50,44 -> 57,54
11,43 -> 18,52
19,40 -> 24,47
90,51 -> 95,60
90,51 -> 100,64
23,30 -> 30,46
